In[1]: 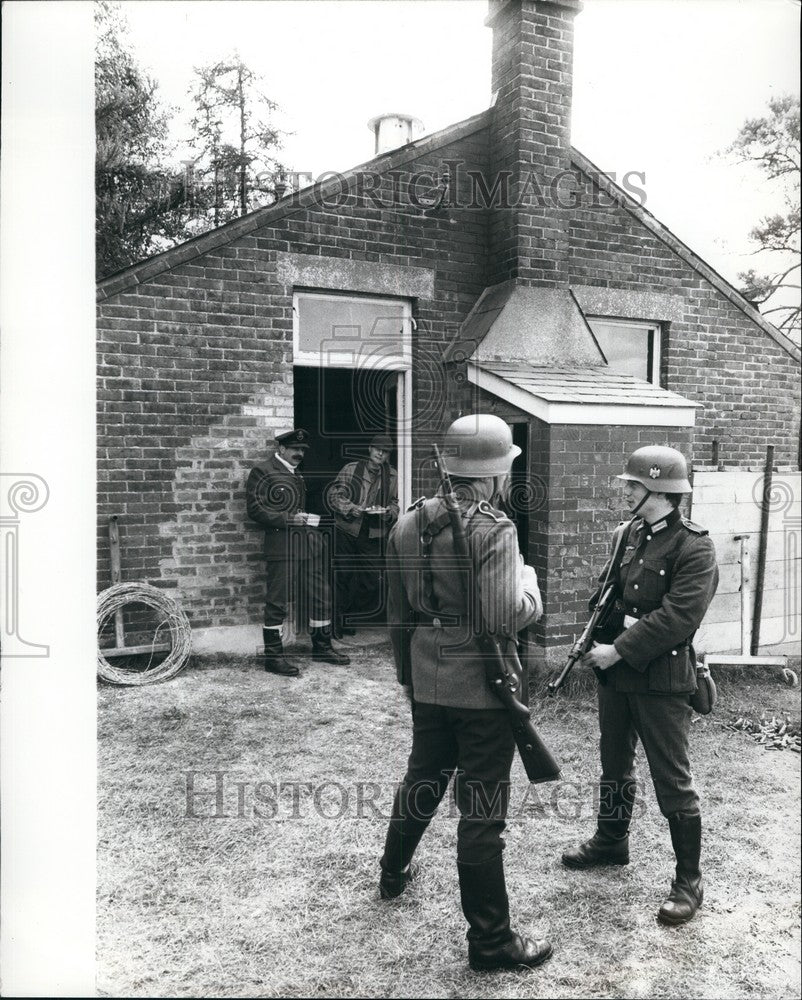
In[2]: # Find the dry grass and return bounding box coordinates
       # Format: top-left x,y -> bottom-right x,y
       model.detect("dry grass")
98,642 -> 801,998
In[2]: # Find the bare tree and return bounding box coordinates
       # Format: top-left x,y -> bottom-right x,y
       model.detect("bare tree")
727,95 -> 801,338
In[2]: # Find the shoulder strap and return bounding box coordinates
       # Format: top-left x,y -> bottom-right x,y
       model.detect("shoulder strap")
602,519 -> 634,594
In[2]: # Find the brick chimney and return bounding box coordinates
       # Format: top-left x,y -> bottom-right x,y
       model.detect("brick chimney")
486,0 -> 582,287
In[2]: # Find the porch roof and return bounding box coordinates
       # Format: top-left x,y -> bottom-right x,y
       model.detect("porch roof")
468,361 -> 699,427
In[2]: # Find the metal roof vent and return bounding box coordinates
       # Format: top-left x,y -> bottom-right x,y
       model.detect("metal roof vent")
367,113 -> 424,155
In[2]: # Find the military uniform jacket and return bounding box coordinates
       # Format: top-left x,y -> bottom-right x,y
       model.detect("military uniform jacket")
246,456 -> 313,562
387,494 -> 542,710
605,508 -> 719,694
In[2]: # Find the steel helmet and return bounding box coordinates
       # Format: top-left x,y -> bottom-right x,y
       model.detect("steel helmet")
443,414 -> 521,477
616,445 -> 692,493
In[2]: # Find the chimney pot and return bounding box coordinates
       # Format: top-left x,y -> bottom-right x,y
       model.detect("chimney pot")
367,113 -> 424,155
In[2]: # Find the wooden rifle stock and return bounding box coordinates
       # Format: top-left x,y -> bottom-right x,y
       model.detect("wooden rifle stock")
431,445 -> 560,785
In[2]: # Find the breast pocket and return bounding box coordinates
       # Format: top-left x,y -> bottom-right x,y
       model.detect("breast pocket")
617,547 -> 635,578
641,558 -> 669,602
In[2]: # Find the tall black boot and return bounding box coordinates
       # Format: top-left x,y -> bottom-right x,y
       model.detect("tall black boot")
378,818 -> 428,899
458,853 -> 552,972
562,780 -> 633,869
311,625 -> 351,665
658,812 -> 703,926
263,627 -> 299,677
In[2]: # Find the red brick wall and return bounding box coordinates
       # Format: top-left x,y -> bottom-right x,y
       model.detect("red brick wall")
468,384 -> 694,651
97,123 -> 799,636
97,131 -> 489,626
488,0 -> 579,286
569,164 -> 800,469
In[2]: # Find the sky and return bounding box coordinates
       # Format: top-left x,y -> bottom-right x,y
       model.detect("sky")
119,0 -> 800,298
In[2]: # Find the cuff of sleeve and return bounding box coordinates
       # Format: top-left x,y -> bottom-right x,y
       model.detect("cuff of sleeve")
613,632 -> 648,672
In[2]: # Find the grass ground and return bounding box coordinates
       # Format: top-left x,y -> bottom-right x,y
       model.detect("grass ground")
97,641 -> 801,999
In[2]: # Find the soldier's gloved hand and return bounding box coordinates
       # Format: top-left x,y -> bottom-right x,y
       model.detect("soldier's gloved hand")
580,642 -> 621,671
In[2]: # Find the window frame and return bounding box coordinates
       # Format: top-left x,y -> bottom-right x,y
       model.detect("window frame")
292,290 -> 412,370
586,316 -> 662,385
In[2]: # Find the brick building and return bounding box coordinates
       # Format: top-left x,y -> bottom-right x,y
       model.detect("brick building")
96,0 -> 800,659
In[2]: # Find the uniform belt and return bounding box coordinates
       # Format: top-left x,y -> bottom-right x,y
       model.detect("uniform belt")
414,612 -> 461,628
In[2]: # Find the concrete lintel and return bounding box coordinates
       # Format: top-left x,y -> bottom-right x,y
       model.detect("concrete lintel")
571,285 -> 686,324
277,252 -> 435,299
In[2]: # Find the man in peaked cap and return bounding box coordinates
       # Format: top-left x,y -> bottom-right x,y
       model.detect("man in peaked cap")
246,428 -> 350,675
328,433 -> 399,637
562,445 -> 719,927
378,414 -> 552,973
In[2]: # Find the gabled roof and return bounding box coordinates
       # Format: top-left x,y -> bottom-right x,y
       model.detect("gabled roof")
570,149 -> 800,364
96,109 -> 493,301
96,108 -> 801,366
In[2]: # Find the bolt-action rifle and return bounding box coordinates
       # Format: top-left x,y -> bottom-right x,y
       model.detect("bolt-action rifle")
547,519 -> 632,695
431,445 -> 560,785
546,583 -> 617,694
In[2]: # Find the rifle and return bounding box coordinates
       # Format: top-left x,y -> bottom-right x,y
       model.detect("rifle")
547,519 -> 632,695
431,444 -> 560,785
546,583 -> 617,694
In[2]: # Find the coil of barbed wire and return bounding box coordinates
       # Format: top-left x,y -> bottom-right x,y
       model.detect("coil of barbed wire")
97,582 -> 192,685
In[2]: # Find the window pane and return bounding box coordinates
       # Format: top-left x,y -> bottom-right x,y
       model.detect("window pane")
588,320 -> 652,381
296,294 -> 406,366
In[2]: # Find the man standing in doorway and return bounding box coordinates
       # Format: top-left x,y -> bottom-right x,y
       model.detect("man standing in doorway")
246,429 -> 351,675
329,434 -> 399,637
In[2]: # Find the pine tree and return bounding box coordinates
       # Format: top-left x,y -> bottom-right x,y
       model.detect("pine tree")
95,1 -> 187,277
188,54 -> 283,227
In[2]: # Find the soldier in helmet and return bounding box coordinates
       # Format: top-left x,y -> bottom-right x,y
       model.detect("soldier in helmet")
562,445 -> 718,927
378,414 -> 552,973
246,429 -> 350,675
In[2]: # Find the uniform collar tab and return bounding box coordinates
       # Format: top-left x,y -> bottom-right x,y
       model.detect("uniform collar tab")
648,508 -> 681,534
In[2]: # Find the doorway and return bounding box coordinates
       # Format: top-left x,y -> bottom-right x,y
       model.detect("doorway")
293,366 -> 400,517
507,421 -> 530,562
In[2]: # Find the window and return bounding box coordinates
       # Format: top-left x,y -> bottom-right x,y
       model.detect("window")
292,291 -> 413,509
586,318 -> 661,384
293,292 -> 411,369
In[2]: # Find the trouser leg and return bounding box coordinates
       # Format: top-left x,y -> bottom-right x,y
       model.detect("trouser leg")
380,702 -> 456,896
629,693 -> 700,818
597,684 -> 639,839
263,558 -> 289,628
451,709 -> 514,950
562,684 -> 636,868
450,708 -> 553,971
628,694 -> 703,925
352,529 -> 384,620
334,528 -> 358,626
305,529 -> 332,626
